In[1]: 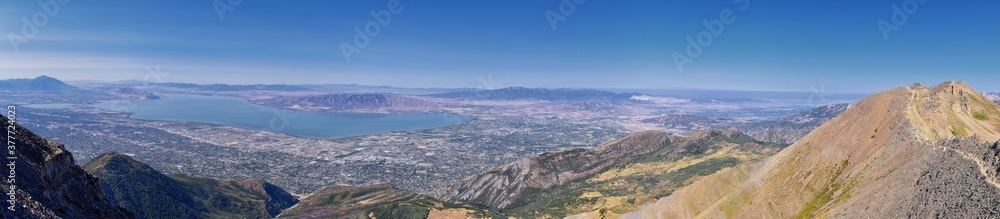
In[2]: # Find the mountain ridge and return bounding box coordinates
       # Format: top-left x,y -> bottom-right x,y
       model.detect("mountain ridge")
252,93 -> 442,112
83,152 -> 299,218
611,81 -> 1000,218
0,75 -> 82,92
432,128 -> 786,218
432,87 -> 640,101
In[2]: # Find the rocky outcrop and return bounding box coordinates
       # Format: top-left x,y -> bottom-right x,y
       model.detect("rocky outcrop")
0,114 -> 134,218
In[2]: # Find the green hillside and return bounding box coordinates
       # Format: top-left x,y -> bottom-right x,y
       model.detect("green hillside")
84,152 -> 298,219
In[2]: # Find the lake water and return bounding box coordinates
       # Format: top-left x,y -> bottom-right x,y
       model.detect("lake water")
33,94 -> 470,139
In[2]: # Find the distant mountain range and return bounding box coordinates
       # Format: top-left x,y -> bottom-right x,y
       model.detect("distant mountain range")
154,82 -> 312,92
252,93 -> 442,112
736,103 -> 854,144
986,92 -> 1000,104
105,80 -> 472,94
638,103 -> 854,144
612,82 -> 1000,218
0,75 -> 82,92
432,87 -> 641,101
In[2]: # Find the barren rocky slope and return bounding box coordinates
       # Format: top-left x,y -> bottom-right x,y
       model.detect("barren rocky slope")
607,82 -> 1000,218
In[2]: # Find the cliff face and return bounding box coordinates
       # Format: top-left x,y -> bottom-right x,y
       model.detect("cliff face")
616,82 -> 1000,218
0,114 -> 134,219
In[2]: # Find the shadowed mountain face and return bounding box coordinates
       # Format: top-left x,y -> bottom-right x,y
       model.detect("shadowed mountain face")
83,153 -> 298,219
432,87 -> 640,101
0,76 -> 81,92
432,128 -> 786,218
0,114 -> 134,219
614,82 -> 1000,218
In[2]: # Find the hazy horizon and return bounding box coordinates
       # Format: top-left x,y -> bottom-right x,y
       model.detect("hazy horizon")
3,1 -> 998,93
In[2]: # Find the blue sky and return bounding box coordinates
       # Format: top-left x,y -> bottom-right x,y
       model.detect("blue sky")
1,0 -> 997,92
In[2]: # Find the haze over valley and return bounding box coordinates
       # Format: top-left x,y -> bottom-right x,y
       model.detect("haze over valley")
1,1 -> 998,218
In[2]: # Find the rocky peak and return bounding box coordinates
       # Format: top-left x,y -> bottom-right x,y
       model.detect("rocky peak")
905,81 -> 1000,142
